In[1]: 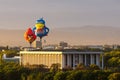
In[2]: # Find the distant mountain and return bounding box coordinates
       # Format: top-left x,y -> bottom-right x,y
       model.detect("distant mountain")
0,26 -> 120,47
50,26 -> 120,45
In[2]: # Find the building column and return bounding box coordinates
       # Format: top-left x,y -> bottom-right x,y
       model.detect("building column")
32,54 -> 34,65
56,54 -> 58,63
66,54 -> 69,66
60,54 -> 62,69
90,54 -> 93,65
48,54 -> 51,68
84,54 -> 87,66
69,54 -> 72,67
38,54 -> 39,65
43,54 -> 46,65
67,54 -> 70,66
79,54 -> 83,64
101,53 -> 104,69
96,54 -> 100,67
46,54 -> 48,66
62,54 -> 65,68
73,54 -> 75,68
93,55 -> 95,64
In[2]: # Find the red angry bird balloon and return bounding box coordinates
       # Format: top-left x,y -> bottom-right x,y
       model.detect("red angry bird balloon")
24,28 -> 36,44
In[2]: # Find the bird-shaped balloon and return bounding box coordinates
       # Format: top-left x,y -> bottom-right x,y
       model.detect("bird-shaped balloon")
24,28 -> 36,45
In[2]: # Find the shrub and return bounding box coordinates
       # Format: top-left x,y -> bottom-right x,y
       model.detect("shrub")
108,73 -> 120,80
66,71 -> 82,80
54,71 -> 69,80
43,72 -> 54,80
89,64 -> 100,70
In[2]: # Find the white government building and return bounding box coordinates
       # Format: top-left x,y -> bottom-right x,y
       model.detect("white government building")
20,50 -> 104,69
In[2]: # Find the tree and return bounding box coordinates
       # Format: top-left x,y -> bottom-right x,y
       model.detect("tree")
108,73 -> 120,80
50,63 -> 61,74
54,71 -> 69,80
0,69 -> 4,80
36,72 -> 44,80
27,73 -> 36,80
94,70 -> 111,80
75,63 -> 86,70
43,72 -> 54,80
66,71 -> 82,80
4,50 -> 18,57
21,73 -> 27,80
104,50 -> 120,70
62,66 -> 73,71
0,51 -> 3,64
89,64 -> 100,70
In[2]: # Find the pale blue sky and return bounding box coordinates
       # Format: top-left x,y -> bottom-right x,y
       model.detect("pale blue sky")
0,0 -> 120,29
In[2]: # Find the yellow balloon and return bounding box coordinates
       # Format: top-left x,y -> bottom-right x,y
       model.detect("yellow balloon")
35,23 -> 44,30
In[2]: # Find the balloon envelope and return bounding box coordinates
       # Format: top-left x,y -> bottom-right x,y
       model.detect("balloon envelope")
35,23 -> 44,30
36,27 -> 49,38
24,28 -> 36,44
36,18 -> 45,24
33,27 -> 49,38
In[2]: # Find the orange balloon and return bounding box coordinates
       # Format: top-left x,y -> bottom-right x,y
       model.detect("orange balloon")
24,28 -> 36,44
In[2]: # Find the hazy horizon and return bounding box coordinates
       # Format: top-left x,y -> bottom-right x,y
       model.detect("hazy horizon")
0,26 -> 120,47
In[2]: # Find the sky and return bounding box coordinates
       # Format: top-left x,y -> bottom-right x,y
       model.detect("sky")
0,0 -> 120,46
0,0 -> 120,30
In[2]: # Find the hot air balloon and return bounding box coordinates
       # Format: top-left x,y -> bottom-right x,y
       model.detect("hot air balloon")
32,18 -> 49,49
24,28 -> 36,47
24,18 -> 49,49
33,18 -> 49,38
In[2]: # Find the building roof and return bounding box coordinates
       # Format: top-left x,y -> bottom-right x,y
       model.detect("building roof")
20,50 -> 103,55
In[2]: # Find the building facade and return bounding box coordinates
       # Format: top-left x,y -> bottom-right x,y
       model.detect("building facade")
20,51 -> 103,69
